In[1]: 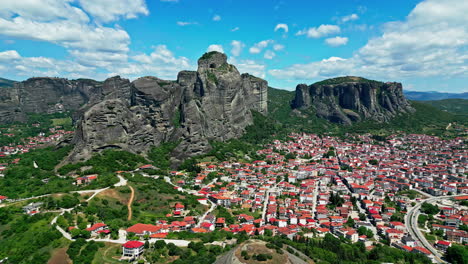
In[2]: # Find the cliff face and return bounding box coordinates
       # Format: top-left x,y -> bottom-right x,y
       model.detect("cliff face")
68,52 -> 268,163
291,77 -> 414,125
0,77 -> 104,123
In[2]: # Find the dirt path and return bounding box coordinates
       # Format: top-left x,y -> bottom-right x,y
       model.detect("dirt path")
127,185 -> 135,221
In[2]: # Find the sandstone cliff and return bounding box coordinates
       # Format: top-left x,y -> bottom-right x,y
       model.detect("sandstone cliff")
69,52 -> 268,163
291,76 -> 414,125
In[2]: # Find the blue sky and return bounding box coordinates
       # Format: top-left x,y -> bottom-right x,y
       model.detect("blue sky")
0,0 -> 466,92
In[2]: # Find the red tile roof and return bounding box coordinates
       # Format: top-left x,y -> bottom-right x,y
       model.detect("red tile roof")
123,241 -> 144,249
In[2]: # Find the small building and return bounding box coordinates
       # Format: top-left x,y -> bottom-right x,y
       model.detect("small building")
122,241 -> 144,259
435,240 -> 451,251
86,223 -> 109,235
23,202 -> 43,215
75,174 -> 98,185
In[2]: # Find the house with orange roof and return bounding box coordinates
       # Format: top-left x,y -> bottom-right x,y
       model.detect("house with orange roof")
126,223 -> 160,236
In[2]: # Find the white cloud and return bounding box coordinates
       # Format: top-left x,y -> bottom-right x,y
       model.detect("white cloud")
296,24 -> 340,38
231,27 -> 240,32
0,0 -> 89,23
230,40 -> 245,56
0,1 -> 194,81
0,0 -> 131,72
177,21 -> 197,26
269,56 -> 352,80
274,23 -> 289,33
341,14 -> 359,23
325,36 -> 348,47
207,44 -> 224,53
249,40 -> 274,54
0,50 -> 21,61
0,49 -> 99,78
273,44 -> 284,51
112,45 -> 192,79
70,50 -> 128,68
0,18 -> 130,52
77,0 -> 149,23
271,0 -> 468,82
229,58 -> 266,78
213,15 -> 221,21
264,50 -> 276,60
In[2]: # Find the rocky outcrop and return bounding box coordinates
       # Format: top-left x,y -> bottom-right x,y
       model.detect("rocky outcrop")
68,51 -> 268,163
0,86 -> 25,123
0,76 -> 136,124
291,76 -> 414,125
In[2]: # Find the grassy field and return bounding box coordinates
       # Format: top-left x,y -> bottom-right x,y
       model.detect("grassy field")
235,240 -> 290,264
51,117 -> 72,127
92,243 -> 122,264
48,245 -> 72,264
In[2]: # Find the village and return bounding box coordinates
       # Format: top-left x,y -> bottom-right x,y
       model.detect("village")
0,131 -> 467,263
0,124 -> 73,177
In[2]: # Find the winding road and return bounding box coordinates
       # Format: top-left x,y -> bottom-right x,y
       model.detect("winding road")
48,174 -> 191,247
405,194 -> 465,264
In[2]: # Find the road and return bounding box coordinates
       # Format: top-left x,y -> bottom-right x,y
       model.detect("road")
196,199 -> 216,227
127,185 -> 135,221
0,176 -> 129,207
310,181 -> 319,216
50,174 -> 129,241
0,193 -> 52,207
338,175 -> 379,240
411,188 -> 433,198
261,184 -> 277,222
405,194 -> 465,263
164,176 -> 198,195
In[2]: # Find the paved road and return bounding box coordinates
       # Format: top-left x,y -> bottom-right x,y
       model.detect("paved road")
214,245 -> 240,264
412,188 -> 433,198
51,174 -> 128,241
405,194 -> 465,263
196,199 -> 216,227
310,181 -> 319,216
261,184 -> 278,222
0,194 -> 52,207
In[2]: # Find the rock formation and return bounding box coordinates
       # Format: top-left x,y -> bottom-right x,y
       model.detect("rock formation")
291,76 -> 414,125
69,51 -> 268,163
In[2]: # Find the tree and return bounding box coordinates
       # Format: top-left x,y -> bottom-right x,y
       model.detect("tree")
359,213 -> 366,221
345,217 -> 355,228
358,226 -> 373,238
154,240 -> 166,249
445,245 -> 468,264
421,202 -> 439,215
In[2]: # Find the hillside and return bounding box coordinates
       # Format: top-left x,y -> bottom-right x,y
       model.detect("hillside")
421,99 -> 468,115
267,86 -> 467,137
0,77 -> 15,88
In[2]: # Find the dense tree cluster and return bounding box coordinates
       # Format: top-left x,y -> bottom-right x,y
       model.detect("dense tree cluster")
67,239 -> 104,264
0,210 -> 63,264
421,202 -> 440,215
262,234 -> 431,264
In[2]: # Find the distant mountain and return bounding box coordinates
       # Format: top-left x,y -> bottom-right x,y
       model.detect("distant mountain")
421,99 -> 468,115
0,77 -> 16,88
404,90 -> 468,101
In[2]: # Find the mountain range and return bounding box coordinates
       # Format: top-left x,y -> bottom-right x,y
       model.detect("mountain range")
404,91 -> 468,101
0,52 -> 464,164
